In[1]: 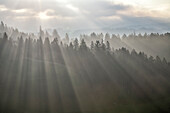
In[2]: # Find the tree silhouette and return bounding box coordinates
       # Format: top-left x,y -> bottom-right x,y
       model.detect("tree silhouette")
0,27 -> 170,113
73,38 -> 79,50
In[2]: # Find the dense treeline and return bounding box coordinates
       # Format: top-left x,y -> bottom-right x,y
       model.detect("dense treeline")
80,32 -> 170,61
1,21 -> 170,61
0,31 -> 170,113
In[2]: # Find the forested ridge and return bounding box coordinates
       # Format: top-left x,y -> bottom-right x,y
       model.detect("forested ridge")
1,21 -> 170,61
0,26 -> 170,113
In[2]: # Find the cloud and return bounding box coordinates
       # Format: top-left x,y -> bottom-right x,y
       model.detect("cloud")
0,5 -> 8,11
37,9 -> 77,20
0,3 -> 78,20
12,9 -> 28,13
116,6 -> 170,18
0,0 -> 170,34
99,15 -> 122,21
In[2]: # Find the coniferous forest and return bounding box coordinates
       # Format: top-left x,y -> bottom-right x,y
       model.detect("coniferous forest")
0,22 -> 170,113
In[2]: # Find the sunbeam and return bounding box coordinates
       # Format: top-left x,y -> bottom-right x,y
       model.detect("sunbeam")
0,0 -> 170,113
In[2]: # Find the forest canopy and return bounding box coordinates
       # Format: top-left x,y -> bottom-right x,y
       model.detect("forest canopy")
0,22 -> 170,113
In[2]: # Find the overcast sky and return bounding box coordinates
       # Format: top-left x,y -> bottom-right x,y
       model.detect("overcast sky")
0,0 -> 170,34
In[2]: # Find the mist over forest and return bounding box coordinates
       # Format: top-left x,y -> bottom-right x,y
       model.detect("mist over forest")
1,21 -> 170,61
0,21 -> 170,113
